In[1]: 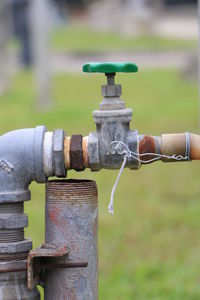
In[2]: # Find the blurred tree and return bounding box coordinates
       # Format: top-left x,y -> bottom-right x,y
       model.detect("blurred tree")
10,0 -> 32,67
0,0 -> 10,93
31,0 -> 52,110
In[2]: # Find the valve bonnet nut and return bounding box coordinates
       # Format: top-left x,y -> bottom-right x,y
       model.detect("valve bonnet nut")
101,84 -> 122,97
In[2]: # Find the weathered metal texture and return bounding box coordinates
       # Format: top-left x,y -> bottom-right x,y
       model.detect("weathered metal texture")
53,130 -> 66,178
161,133 -> 194,161
0,202 -> 31,257
0,271 -> 40,299
0,260 -> 27,273
27,243 -> 68,290
161,133 -> 185,161
190,134 -> 200,160
70,135 -> 85,171
0,126 -> 46,202
90,109 -> 139,170
0,126 -> 48,299
27,243 -> 88,291
88,78 -> 139,171
0,124 -> 69,299
44,179 -> 98,300
139,135 -> 160,163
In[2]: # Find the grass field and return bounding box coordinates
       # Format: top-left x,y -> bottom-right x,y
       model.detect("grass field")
0,68 -> 199,299
51,25 -> 197,52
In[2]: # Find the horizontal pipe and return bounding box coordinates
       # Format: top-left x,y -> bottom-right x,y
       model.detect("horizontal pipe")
161,133 -> 200,160
139,133 -> 200,163
64,132 -> 200,170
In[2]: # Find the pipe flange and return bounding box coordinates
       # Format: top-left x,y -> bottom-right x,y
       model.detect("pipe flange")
0,238 -> 32,254
53,130 -> 66,178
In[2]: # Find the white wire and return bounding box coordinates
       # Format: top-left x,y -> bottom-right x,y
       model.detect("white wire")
108,155 -> 127,215
108,140 -> 189,215
111,141 -> 189,163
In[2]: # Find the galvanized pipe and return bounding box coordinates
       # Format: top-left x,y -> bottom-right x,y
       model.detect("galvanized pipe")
0,271 -> 40,299
44,179 -> 98,300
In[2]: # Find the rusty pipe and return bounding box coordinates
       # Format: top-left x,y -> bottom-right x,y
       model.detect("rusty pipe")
44,179 -> 98,300
63,133 -> 200,170
139,133 -> 200,163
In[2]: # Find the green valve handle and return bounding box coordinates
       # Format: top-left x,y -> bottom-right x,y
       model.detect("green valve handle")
83,62 -> 138,107
82,62 -> 138,74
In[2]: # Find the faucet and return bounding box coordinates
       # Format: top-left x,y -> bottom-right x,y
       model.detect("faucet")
0,62 -> 199,299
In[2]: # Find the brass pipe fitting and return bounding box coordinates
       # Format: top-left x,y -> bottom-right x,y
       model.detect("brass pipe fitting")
64,136 -> 89,170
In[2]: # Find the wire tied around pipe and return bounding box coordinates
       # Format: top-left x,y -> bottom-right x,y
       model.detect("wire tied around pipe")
108,133 -> 190,215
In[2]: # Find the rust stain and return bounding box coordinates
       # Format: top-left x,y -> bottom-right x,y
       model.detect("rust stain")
27,243 -> 68,290
139,135 -> 156,161
48,206 -> 62,224
67,288 -> 77,300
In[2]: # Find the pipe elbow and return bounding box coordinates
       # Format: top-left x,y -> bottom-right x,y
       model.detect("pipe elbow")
0,126 -> 46,202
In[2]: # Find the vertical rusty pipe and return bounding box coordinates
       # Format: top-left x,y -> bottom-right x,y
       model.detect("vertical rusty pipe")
44,179 -> 98,300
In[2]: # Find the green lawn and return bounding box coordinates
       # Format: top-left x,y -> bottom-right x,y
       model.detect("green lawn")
51,25 -> 197,52
0,68 -> 199,299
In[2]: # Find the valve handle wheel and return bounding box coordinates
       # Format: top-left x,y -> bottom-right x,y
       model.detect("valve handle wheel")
82,62 -> 138,74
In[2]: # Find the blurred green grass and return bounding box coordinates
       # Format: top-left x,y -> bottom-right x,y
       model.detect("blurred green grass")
0,68 -> 199,299
51,25 -> 197,52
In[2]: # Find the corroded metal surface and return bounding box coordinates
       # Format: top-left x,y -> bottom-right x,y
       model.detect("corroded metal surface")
0,271 -> 40,300
53,129 -> 66,178
70,135 -> 85,171
139,135 -> 160,161
44,179 -> 98,300
0,260 -> 27,273
139,135 -> 157,162
27,243 -> 68,290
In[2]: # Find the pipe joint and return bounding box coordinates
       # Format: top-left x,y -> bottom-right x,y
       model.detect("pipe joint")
88,108 -> 139,171
0,126 -> 47,202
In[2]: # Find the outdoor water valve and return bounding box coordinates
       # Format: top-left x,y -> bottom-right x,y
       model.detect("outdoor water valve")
83,62 -> 140,171
1,61 -> 200,300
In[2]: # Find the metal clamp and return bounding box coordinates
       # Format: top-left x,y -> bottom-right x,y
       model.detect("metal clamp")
27,243 -> 88,290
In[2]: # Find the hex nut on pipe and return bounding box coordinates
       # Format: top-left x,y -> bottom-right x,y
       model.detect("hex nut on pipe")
0,239 -> 32,254
53,130 -> 66,177
88,132 -> 100,171
0,214 -> 28,229
70,135 -> 85,171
